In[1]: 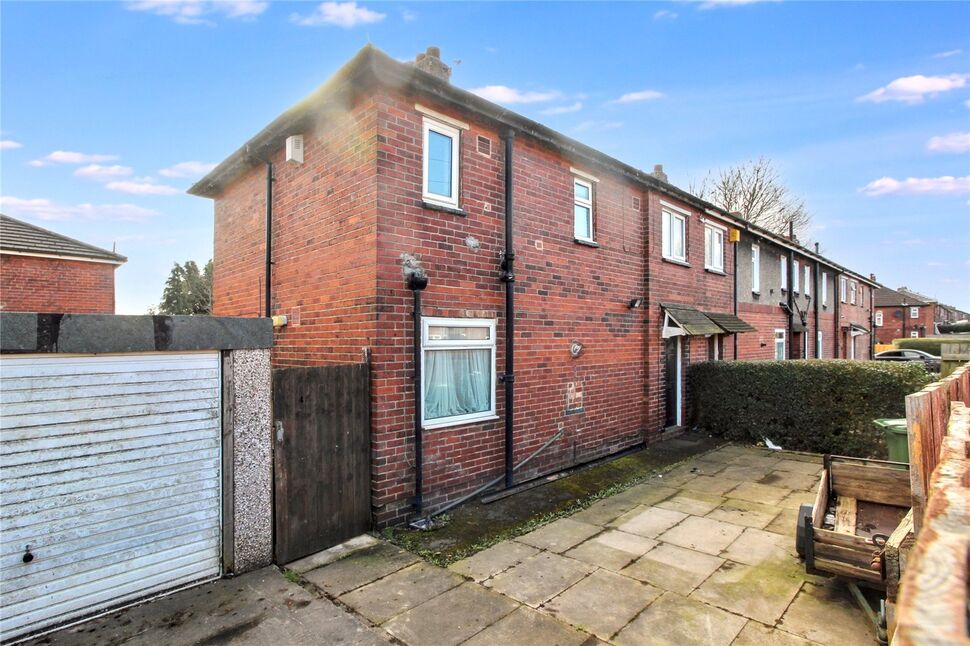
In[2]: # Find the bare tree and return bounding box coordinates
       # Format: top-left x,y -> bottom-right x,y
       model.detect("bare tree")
690,157 -> 811,238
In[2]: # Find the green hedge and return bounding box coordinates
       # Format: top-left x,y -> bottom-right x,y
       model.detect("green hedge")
892,337 -> 963,357
688,360 -> 933,458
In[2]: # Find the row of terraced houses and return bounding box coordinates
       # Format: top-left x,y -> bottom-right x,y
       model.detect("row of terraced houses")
191,46 -> 878,526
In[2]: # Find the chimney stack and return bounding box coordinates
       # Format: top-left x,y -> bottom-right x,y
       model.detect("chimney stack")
414,46 -> 451,83
652,164 -> 668,183
870,273 -> 877,281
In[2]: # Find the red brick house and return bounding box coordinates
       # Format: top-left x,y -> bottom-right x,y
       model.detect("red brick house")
190,45 -> 875,525
872,286 -> 961,343
0,214 -> 126,314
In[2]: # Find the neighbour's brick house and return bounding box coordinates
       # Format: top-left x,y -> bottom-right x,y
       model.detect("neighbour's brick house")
873,286 -> 967,343
0,214 -> 126,314
191,46 -> 875,525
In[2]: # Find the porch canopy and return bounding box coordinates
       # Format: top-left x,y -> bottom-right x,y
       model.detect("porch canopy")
847,322 -> 870,337
662,303 -> 754,339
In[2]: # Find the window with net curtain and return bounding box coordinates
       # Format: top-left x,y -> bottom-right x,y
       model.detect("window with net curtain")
422,318 -> 496,427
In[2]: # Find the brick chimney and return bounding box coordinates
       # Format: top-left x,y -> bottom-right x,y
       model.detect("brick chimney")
414,46 -> 451,83
652,164 -> 668,183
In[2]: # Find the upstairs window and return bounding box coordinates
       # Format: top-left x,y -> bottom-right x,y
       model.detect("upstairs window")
573,178 -> 594,242
850,282 -> 857,305
662,208 -> 687,262
875,311 -> 884,326
910,306 -> 919,319
751,244 -> 761,293
793,260 -> 800,293
804,265 -> 811,297
704,223 -> 725,272
780,256 -> 788,291
821,273 -> 828,306
422,117 -> 461,208
422,318 -> 496,428
840,277 -> 847,303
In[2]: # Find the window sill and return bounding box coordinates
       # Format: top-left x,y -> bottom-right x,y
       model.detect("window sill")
752,290 -> 761,296
422,201 -> 466,216
662,256 -> 690,268
574,238 -> 599,248
423,414 -> 499,430
704,267 -> 727,276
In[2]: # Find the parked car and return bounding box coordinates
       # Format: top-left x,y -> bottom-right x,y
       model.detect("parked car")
873,349 -> 941,372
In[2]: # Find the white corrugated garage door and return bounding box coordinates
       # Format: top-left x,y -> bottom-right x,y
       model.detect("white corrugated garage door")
0,352 -> 222,641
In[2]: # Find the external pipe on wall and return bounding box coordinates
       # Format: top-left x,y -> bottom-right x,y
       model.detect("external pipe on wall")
264,161 -> 274,318
787,247 -> 796,360
834,272 -> 841,358
408,271 -> 429,514
814,243 -> 821,358
501,131 -> 516,489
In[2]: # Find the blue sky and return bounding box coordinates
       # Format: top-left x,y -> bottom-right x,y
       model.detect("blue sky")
2,0 -> 968,313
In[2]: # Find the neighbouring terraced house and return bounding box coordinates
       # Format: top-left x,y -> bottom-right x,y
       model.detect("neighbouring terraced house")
190,45 -> 877,526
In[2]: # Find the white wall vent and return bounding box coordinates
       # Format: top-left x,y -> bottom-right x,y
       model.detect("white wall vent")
286,135 -> 304,164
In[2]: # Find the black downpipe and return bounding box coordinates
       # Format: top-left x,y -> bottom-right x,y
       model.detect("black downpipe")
787,248 -> 795,359
732,234 -> 739,360
264,162 -> 274,318
814,243 -> 821,358
501,132 -> 516,489
408,272 -> 428,514
834,273 -> 842,358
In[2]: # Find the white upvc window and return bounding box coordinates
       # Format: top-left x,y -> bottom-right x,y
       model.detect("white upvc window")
662,208 -> 687,262
573,178 -> 594,242
875,311 -> 884,326
422,117 -> 461,208
704,223 -> 725,272
816,330 -> 823,358
804,265 -> 811,297
422,317 -> 496,429
910,330 -> 919,338
821,272 -> 828,306
850,282 -> 857,305
859,286 -> 864,307
910,306 -> 919,319
793,260 -> 800,293
780,256 -> 788,291
774,329 -> 786,360
840,277 -> 847,303
751,244 -> 761,293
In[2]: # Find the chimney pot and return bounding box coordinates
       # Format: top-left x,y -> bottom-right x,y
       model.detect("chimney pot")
427,46 -> 441,58
652,164 -> 668,183
413,45 -> 451,83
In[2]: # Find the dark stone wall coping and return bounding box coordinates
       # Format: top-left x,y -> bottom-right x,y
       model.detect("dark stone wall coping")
1,313 -> 273,354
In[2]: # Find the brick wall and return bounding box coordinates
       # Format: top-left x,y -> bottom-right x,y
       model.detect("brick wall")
875,304 -> 934,344
0,254 -> 116,314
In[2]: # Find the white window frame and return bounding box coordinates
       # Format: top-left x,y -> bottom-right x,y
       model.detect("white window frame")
662,208 -> 687,262
573,177 -> 594,242
910,330 -> 919,338
804,265 -> 811,297
821,273 -> 828,307
910,306 -> 919,319
875,311 -> 884,326
840,277 -> 847,303
704,222 -> 725,272
850,282 -> 857,305
793,260 -> 800,293
816,330 -> 823,358
422,117 -> 461,209
780,256 -> 788,291
774,329 -> 786,360
421,317 -> 496,429
859,286 -> 864,307
751,244 -> 761,294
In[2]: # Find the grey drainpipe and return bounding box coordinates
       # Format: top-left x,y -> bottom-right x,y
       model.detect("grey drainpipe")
834,273 -> 841,358
733,233 -> 739,360
500,131 -> 516,488
408,271 -> 429,514
814,243 -> 821,358
787,249 -> 795,360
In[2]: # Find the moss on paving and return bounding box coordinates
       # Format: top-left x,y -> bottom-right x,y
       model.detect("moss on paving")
385,432 -> 727,567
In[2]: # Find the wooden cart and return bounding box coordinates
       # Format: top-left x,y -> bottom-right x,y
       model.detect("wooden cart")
795,455 -> 912,644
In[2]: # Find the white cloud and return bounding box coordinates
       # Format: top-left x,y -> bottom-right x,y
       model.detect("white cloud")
540,102 -> 583,115
611,89 -> 665,104
857,73 -> 970,104
470,85 -> 561,104
126,1 -> 268,25
401,9 -> 416,22
74,164 -> 134,181
0,140 -> 23,150
859,175 -> 970,196
0,196 -> 158,222
290,2 -> 385,28
573,120 -> 624,133
653,9 -> 678,20
29,150 -> 120,167
158,160 -> 217,178
106,177 -> 180,196
698,0 -> 776,9
933,49 -> 963,59
927,132 -> 970,154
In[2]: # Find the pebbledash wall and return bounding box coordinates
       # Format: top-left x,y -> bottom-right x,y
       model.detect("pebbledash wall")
0,255 -> 116,314
200,46 -> 876,526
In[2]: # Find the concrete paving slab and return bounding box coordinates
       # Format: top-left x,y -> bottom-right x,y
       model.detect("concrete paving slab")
286,534 -> 380,574
338,562 -> 464,625
655,491 -> 725,516
383,582 -> 519,646
706,498 -> 782,529
679,475 -> 744,495
778,580 -> 879,645
447,540 -> 539,582
718,464 -> 777,481
568,497 -> 630,526
773,458 -> 822,474
732,621 -> 818,646
606,483 -> 679,508
777,490 -> 816,511
727,454 -> 783,469
658,516 -> 745,555
462,606 -> 588,646
759,470 -> 820,491
485,551 -> 595,608
616,505 -> 688,538
302,543 -> 419,596
516,518 -> 602,554
722,527 -> 797,566
564,530 -> 657,571
544,569 -> 661,640
593,529 -> 658,556
691,561 -> 803,625
621,544 -> 723,595
613,591 -> 746,646
764,507 -> 799,537
727,481 -> 792,506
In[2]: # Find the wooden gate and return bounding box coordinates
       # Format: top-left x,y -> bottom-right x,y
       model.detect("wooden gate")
272,363 -> 371,564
